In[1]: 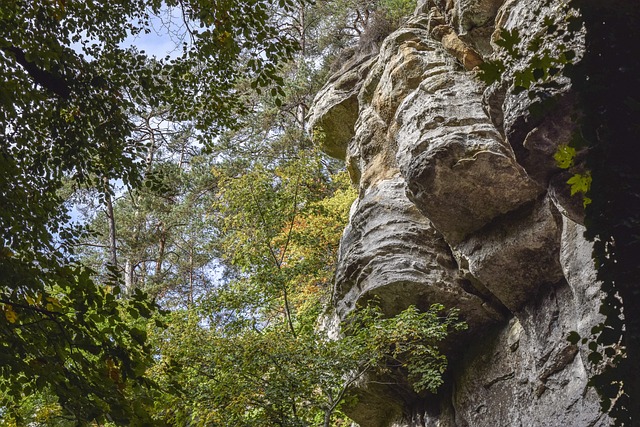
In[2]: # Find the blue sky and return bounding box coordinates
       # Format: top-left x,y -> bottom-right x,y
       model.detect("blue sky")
121,6 -> 187,59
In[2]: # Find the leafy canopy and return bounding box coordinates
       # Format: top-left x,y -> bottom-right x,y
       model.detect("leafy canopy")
0,0 -> 305,423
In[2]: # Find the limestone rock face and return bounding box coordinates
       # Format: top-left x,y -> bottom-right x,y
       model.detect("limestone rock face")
309,0 -> 606,425
334,176 -> 503,329
395,64 -> 542,244
308,52 -> 378,160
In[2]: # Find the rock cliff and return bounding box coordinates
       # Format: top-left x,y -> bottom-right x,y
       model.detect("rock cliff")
309,0 -> 609,425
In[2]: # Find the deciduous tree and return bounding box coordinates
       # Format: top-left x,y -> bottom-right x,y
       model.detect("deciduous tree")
0,0 -> 304,422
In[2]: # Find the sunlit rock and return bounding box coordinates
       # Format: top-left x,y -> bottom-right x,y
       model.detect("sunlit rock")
308,0 -> 606,424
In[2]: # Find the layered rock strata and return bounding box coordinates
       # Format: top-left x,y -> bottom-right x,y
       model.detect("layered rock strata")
309,0 -> 608,425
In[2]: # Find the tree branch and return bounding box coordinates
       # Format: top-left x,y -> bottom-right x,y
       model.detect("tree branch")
3,45 -> 72,98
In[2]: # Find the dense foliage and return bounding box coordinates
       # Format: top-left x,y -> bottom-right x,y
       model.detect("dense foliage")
0,0 -> 304,423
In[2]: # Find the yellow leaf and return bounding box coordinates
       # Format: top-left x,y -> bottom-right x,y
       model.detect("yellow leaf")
567,172 -> 591,196
45,296 -> 61,308
0,247 -> 13,258
4,305 -> 18,323
554,145 -> 576,169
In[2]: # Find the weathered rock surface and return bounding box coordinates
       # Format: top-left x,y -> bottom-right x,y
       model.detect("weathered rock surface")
308,51 -> 378,160
395,64 -> 542,244
334,176 -> 503,329
309,0 -> 606,425
453,196 -> 564,312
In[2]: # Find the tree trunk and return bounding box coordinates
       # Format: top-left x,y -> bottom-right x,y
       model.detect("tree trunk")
156,223 -> 166,280
124,258 -> 134,291
103,177 -> 118,271
188,246 -> 194,306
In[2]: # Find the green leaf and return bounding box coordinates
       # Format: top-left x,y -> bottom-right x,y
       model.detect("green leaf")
567,331 -> 581,345
495,29 -> 521,54
567,172 -> 592,196
554,144 -> 576,169
588,351 -> 603,365
477,60 -> 505,85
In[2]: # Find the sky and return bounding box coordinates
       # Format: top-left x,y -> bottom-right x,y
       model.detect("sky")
70,5 -> 187,60
120,5 -> 188,59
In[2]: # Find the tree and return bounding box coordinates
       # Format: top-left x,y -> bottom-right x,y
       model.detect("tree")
146,153 -> 358,425
145,156 -> 465,425
184,119 -> 467,422
148,301 -> 464,427
73,126 -> 221,306
0,0 -> 304,423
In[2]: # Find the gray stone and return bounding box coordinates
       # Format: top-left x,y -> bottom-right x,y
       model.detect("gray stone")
395,68 -> 542,244
451,0 -> 506,32
308,1 -> 606,425
559,217 -> 605,376
453,196 -> 564,312
453,283 -> 607,427
334,176 -> 502,330
307,52 -> 378,160
490,0 -> 585,188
